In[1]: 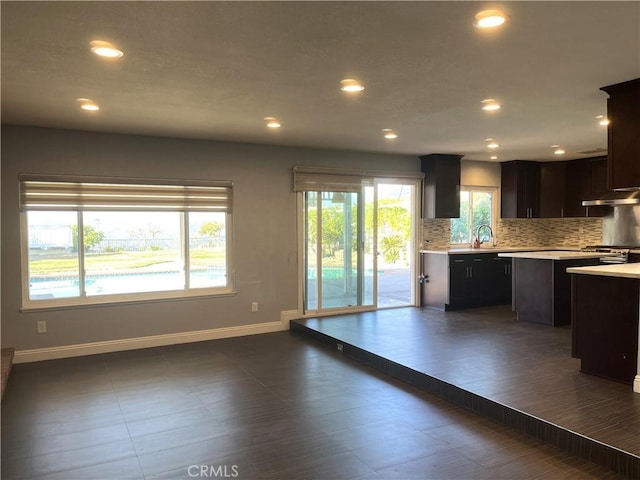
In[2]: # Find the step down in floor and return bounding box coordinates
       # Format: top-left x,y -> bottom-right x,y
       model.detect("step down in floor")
290,320 -> 640,479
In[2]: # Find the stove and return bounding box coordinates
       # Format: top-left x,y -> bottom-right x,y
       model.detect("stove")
581,245 -> 640,264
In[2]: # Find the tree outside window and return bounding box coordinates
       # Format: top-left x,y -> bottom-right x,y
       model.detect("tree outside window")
450,188 -> 495,244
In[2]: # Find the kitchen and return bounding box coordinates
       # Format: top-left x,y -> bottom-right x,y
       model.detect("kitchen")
420,77 -> 640,393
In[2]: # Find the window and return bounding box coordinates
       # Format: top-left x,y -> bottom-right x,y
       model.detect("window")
20,175 -> 233,308
450,187 -> 496,245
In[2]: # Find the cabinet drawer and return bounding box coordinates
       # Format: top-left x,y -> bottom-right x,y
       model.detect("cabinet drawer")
449,253 -> 492,266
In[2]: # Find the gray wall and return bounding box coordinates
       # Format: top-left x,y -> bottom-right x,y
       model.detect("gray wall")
1,125 -> 419,351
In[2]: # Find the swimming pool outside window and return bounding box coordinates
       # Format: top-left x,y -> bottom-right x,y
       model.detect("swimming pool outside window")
20,175 -> 233,309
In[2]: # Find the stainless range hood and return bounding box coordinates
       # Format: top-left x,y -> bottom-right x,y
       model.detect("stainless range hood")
583,189 -> 640,206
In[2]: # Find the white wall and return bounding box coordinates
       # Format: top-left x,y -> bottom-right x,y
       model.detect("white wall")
1,126 -> 419,354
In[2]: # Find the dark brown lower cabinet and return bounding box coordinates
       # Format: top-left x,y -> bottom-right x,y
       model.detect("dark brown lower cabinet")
421,253 -> 512,310
571,274 -> 639,385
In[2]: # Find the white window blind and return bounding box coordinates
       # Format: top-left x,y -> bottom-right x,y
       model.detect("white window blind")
19,175 -> 232,212
293,166 -> 423,192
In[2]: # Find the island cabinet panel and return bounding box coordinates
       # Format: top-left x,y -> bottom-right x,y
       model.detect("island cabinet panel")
572,274 -> 639,384
601,78 -> 640,190
511,257 -> 601,326
501,160 -> 540,218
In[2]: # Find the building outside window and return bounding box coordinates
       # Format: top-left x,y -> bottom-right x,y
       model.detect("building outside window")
450,187 -> 497,245
20,176 -> 233,308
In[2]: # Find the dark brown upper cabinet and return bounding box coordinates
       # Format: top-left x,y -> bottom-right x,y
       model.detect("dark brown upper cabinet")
600,78 -> 640,190
539,161 -> 567,218
508,157 -> 608,219
501,160 -> 540,218
420,153 -> 462,219
564,157 -> 608,217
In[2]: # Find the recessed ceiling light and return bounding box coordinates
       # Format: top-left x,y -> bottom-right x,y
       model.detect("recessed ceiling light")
264,117 -> 281,128
382,129 -> 398,139
487,142 -> 500,149
551,144 -> 566,154
90,40 -> 124,58
340,78 -> 365,93
474,9 -> 507,29
490,155 -> 498,160
76,98 -> 99,111
481,99 -> 501,111
595,115 -> 610,126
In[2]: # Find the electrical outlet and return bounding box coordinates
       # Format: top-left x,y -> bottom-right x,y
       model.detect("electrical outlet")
251,302 -> 258,312
37,321 -> 47,333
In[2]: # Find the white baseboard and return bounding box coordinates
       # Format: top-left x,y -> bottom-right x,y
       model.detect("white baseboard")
280,309 -> 300,327
13,320 -> 288,364
634,375 -> 640,394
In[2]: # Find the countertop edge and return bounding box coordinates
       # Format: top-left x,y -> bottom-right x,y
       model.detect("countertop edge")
566,264 -> 640,279
419,247 -> 563,255
497,251 -> 616,260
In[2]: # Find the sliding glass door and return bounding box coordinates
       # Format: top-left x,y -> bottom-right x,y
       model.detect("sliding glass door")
304,190 -> 372,311
376,182 -> 415,308
301,179 -> 418,315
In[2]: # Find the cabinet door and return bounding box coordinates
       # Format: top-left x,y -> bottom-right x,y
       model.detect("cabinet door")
523,162 -> 540,218
468,256 -> 488,304
601,78 -> 640,190
586,158 -> 609,217
539,162 -> 566,218
501,161 -> 540,218
500,162 -> 519,218
487,255 -> 512,304
449,257 -> 471,306
590,158 -> 608,194
564,160 -> 590,217
564,158 -> 609,217
421,154 -> 462,219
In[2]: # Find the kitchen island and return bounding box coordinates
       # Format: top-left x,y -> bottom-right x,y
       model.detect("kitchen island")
567,263 -> 640,392
497,251 -> 611,326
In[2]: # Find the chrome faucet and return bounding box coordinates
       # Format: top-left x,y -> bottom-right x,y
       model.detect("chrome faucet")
476,224 -> 494,246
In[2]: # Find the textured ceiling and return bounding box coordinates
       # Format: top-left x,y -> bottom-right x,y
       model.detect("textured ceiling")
1,1 -> 639,161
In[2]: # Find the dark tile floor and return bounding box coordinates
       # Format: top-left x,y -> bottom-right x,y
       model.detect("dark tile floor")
292,305 -> 640,461
0,324 -> 628,479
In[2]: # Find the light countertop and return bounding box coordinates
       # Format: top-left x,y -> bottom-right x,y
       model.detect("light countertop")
420,247 -> 560,255
497,250 -> 616,261
566,263 -> 640,279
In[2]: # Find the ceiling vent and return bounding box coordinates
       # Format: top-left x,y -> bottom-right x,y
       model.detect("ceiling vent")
578,147 -> 607,155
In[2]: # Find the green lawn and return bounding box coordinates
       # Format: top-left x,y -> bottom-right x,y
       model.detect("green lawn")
29,249 -> 226,275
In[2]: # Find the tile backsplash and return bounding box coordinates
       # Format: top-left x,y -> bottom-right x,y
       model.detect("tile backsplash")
422,217 -> 603,250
